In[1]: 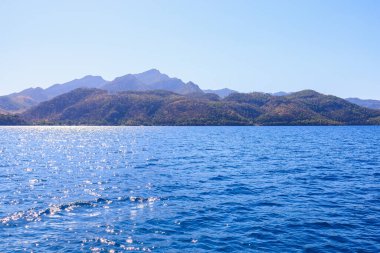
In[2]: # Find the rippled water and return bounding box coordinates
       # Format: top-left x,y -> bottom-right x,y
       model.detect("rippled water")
0,126 -> 379,252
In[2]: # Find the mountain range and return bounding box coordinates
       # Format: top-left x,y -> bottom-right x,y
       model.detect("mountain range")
345,98 -> 380,110
2,69 -> 380,113
19,88 -> 380,126
0,69 -> 379,126
0,69 -> 209,113
270,92 -> 380,109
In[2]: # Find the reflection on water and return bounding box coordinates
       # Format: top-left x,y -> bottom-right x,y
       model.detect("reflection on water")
0,126 -> 379,252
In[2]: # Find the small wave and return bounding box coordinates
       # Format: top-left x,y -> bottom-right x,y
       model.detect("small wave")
224,186 -> 254,195
288,221 -> 357,230
0,196 -> 161,226
83,237 -> 152,252
256,201 -> 283,207
209,175 -> 232,181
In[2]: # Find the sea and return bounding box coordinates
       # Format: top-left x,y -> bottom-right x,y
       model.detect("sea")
0,126 -> 379,252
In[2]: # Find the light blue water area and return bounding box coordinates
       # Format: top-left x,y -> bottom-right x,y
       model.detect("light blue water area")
0,126 -> 379,252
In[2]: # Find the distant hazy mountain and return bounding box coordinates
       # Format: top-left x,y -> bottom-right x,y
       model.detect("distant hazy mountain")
102,69 -> 203,95
346,98 -> 380,110
204,88 -> 237,98
0,96 -> 24,112
9,87 -> 49,102
0,76 -> 107,113
0,69 -> 202,113
22,88 -> 380,126
104,74 -> 145,92
45,75 -> 106,98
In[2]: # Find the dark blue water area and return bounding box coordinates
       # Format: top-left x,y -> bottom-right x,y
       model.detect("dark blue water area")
0,126 -> 379,252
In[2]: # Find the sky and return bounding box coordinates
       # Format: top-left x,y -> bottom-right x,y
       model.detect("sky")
0,0 -> 379,99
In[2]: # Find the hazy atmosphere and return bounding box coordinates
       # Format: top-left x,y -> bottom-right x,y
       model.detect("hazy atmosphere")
1,1 -> 380,252
1,0 -> 379,99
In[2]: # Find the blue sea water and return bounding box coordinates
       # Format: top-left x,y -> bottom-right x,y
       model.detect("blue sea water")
0,126 -> 379,252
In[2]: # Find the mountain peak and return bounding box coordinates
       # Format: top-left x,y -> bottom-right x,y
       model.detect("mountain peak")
287,89 -> 323,98
133,69 -> 170,85
81,75 -> 105,81
113,74 -> 137,81
142,68 -> 161,74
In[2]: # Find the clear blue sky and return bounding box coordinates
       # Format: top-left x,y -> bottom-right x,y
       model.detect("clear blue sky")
1,0 -> 379,99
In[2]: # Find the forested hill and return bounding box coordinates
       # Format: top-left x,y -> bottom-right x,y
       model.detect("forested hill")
21,88 -> 380,126
0,114 -> 26,125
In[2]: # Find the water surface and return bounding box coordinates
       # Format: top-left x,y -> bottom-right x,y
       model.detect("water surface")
0,126 -> 379,252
